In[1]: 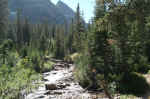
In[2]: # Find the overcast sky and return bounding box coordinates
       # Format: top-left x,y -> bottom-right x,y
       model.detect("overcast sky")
51,0 -> 95,22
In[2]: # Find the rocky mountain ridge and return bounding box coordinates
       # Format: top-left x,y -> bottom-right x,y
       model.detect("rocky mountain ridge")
8,0 -> 76,24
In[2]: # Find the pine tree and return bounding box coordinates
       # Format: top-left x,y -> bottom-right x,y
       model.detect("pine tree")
73,3 -> 85,52
22,17 -> 30,45
39,34 -> 47,55
16,9 -> 23,48
51,25 -> 56,38
54,26 -> 65,59
0,0 -> 8,41
94,0 -> 106,20
103,0 -> 150,94
65,19 -> 74,54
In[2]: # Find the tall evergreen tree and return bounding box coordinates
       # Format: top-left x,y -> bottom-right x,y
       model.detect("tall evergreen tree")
54,26 -> 65,59
67,19 -> 74,54
94,0 -> 106,20
22,17 -> 30,45
73,3 -> 85,52
16,9 -> 23,47
0,0 -> 8,41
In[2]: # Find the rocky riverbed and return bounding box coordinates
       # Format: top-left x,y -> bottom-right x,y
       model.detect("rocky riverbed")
25,61 -> 100,99
23,60 -> 150,99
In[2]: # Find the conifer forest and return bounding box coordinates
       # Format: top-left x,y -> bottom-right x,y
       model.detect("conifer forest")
1,0 -> 150,99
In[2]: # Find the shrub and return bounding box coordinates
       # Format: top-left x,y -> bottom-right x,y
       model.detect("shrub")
64,53 -> 80,63
41,61 -> 54,73
64,55 -> 72,63
7,51 -> 19,66
28,49 -> 41,72
70,53 -> 81,61
119,72 -> 150,95
0,64 -> 39,99
133,55 -> 150,73
74,54 -> 92,88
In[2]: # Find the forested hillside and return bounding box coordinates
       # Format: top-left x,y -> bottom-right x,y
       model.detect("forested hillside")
1,0 -> 150,99
9,0 -> 75,24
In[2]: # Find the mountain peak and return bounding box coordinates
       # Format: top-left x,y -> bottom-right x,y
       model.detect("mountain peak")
56,0 -> 67,8
57,0 -> 63,4
56,1 -> 75,22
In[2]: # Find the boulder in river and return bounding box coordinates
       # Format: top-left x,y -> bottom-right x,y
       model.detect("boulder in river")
42,78 -> 49,81
37,95 -> 45,98
58,84 -> 70,89
53,91 -> 63,95
45,84 -> 58,90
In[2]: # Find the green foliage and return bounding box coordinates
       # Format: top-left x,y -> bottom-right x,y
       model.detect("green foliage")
134,56 -> 150,73
74,53 -> 92,88
53,26 -> 65,59
39,34 -> 47,55
75,0 -> 150,96
28,48 -> 41,72
0,0 -> 81,99
22,17 -> 31,45
41,61 -> 54,73
87,17 -> 116,91
64,53 -> 80,63
0,39 -> 14,64
0,60 -> 40,99
73,4 -> 85,52
2,0 -> 150,98
94,0 -> 106,20
0,39 -> 48,99
27,48 -> 54,73
0,0 -> 8,40
7,51 -> 19,66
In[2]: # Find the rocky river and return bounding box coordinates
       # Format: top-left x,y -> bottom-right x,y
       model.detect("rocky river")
25,60 -> 105,99
22,60 -> 150,99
